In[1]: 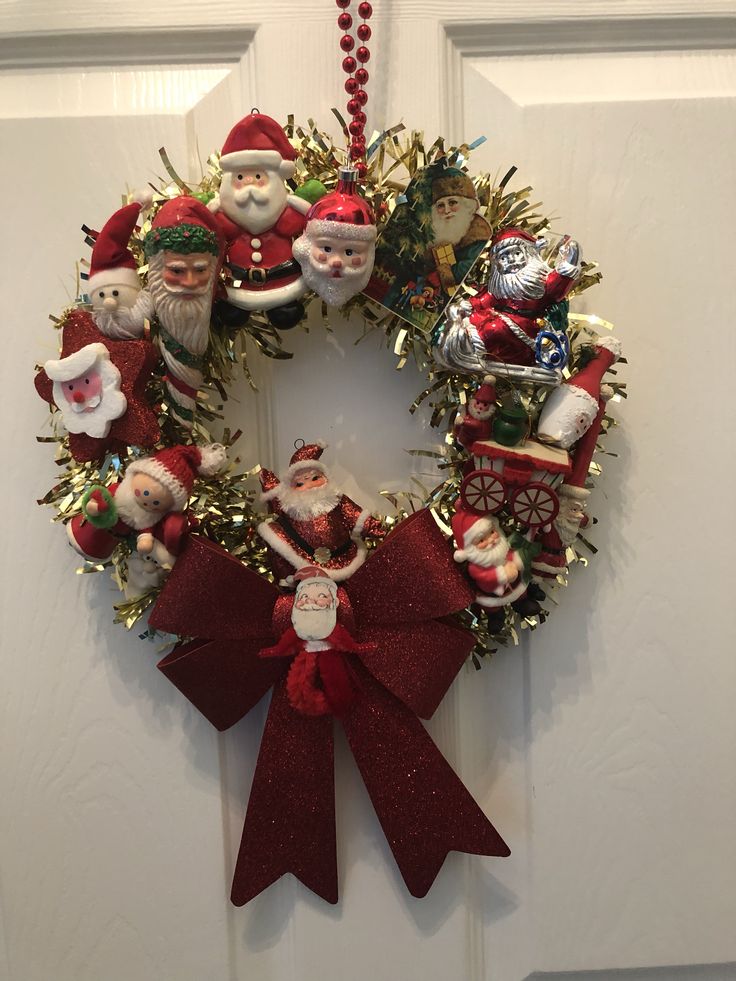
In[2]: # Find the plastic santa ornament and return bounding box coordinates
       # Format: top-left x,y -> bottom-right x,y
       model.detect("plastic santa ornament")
452,509 -> 541,629
88,198 -> 153,340
67,443 -> 227,571
292,167 -> 376,307
536,336 -> 622,449
210,110 -> 311,329
453,375 -> 497,451
43,342 -> 126,439
257,441 -> 385,584
144,197 -> 223,429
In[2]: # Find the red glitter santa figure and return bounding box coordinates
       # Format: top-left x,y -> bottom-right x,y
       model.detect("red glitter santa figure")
257,441 -> 385,584
452,509 -> 540,630
209,111 -> 311,329
67,443 -> 226,565
453,375 -> 497,451
292,166 -> 376,307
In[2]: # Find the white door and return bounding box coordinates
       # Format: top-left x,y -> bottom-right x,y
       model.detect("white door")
2,3 -> 735,979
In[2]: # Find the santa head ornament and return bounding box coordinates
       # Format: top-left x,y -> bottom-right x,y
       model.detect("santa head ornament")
44,342 -> 126,438
88,202 -> 143,298
259,441 -> 341,522
125,443 -> 227,511
537,337 -> 622,450
291,565 -> 339,641
220,111 -> 298,178
144,197 -> 221,264
292,167 -> 377,306
451,510 -> 499,564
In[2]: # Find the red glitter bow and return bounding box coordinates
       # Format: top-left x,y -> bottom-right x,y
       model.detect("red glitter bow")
150,509 -> 510,904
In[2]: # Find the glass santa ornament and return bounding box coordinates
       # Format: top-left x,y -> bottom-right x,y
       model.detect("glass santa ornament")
292,166 -> 376,307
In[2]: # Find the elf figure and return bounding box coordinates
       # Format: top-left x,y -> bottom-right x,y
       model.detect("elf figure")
67,443 -> 227,567
257,441 -> 385,584
292,166 -> 376,307
88,199 -> 153,340
144,197 -> 224,429
452,509 -> 541,630
453,375 -> 497,451
209,111 -> 311,329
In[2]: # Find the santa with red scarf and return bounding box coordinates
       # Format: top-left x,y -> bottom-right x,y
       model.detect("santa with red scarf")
257,442 -> 385,584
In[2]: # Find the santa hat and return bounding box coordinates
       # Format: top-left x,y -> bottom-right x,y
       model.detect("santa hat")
472,375 -> 497,403
260,441 -> 328,502
559,401 -> 606,501
44,342 -> 110,382
88,203 -> 142,294
303,167 -> 376,242
432,168 -> 478,204
563,336 -> 623,414
220,111 -> 297,178
126,443 -> 227,511
452,509 -> 498,563
293,565 -> 338,595
144,196 -> 221,259
490,227 -> 538,253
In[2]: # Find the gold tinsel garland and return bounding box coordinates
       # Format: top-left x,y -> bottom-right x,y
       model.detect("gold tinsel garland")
36,118 -> 625,657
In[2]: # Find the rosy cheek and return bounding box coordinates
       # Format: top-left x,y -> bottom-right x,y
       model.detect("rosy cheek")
134,489 -> 141,497
163,271 -> 180,288
317,251 -> 328,263
350,256 -> 363,268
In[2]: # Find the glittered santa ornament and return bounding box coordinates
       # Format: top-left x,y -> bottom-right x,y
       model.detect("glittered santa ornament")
537,336 -> 622,449
88,199 -> 153,340
292,166 -> 376,306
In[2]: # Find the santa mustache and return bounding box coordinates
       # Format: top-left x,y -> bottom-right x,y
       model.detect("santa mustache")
233,185 -> 270,206
70,394 -> 102,412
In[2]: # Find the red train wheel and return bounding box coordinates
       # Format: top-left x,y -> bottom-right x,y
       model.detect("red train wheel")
459,469 -> 505,515
509,482 -> 559,528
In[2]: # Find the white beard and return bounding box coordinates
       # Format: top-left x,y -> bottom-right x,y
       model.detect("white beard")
489,254 -> 551,301
220,176 -> 288,234
70,393 -> 101,412
93,291 -> 153,340
114,477 -> 160,531
50,355 -> 126,439
464,535 -> 509,568
555,500 -> 585,545
292,237 -> 373,306
274,482 -> 341,522
148,254 -> 213,356
291,603 -> 338,642
431,198 -> 477,246
468,404 -> 494,421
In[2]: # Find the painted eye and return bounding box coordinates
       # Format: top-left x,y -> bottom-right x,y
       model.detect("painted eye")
311,475 -> 320,482
143,490 -> 149,496
324,246 -> 332,253
68,384 -> 73,390
255,173 -> 261,180
99,291 -> 105,298
345,249 -> 354,256
84,378 -> 89,385
153,500 -> 159,506
237,174 -> 243,180
112,289 -> 119,297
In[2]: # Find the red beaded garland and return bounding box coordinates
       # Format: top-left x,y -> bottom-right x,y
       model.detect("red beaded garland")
355,88 -> 368,106
358,1 -> 372,17
357,23 -> 372,41
342,55 -> 357,73
355,67 -> 369,84
346,98 -> 362,116
354,161 -> 368,177
349,144 -> 365,160
352,110 -> 367,125
348,120 -> 364,136
337,11 -> 353,29
336,0 -> 351,8
356,46 -> 370,63
335,0 -> 372,174
345,77 -> 359,94
352,133 -> 367,146
340,34 -> 355,52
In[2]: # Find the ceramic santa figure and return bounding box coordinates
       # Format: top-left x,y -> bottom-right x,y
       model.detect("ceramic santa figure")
453,376 -> 497,451
210,111 -> 311,329
257,441 -> 385,584
88,198 -> 154,340
452,509 -> 540,629
67,443 -> 227,565
292,167 -> 376,306
536,336 -> 622,450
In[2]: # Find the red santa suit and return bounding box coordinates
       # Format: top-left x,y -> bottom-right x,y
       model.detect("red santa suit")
453,377 -> 496,451
452,510 -> 529,609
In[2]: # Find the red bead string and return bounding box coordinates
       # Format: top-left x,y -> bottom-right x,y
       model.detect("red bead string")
336,0 -> 373,178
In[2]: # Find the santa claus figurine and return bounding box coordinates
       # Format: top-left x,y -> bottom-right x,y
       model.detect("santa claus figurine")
453,376 -> 497,451
257,441 -> 385,584
292,166 -> 376,307
210,110 -> 311,329
145,196 -> 224,429
43,342 -> 127,439
452,509 -> 541,630
536,336 -> 622,450
88,198 -> 153,340
67,443 -> 227,568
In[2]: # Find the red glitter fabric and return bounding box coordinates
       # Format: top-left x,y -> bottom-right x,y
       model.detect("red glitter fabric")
34,309 -> 160,462
150,509 -> 510,905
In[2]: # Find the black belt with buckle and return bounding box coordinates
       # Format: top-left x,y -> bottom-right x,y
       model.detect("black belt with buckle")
274,514 -> 353,564
226,259 -> 300,285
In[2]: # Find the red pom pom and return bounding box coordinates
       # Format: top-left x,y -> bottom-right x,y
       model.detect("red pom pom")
357,23 -> 371,41
336,0 -> 351,8
356,45 -> 370,63
346,98 -> 361,116
353,110 -> 367,125
345,77 -> 359,94
354,161 -> 368,178
342,55 -> 357,74
355,88 -> 368,106
337,11 -> 352,29
355,67 -> 369,84
340,33 -> 355,52
358,1 -> 372,17
348,119 -> 364,136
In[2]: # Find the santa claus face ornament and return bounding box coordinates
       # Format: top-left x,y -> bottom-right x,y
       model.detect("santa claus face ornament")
44,343 -> 126,439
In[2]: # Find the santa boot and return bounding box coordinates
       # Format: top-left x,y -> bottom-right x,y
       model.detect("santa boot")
526,580 -> 547,602
213,298 -> 250,329
511,592 -> 542,617
267,301 -> 306,330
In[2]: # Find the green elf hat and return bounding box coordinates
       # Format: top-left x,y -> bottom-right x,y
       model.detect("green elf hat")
144,196 -> 221,259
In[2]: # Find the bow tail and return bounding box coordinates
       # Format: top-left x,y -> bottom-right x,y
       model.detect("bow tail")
341,663 -> 510,898
231,677 -> 338,906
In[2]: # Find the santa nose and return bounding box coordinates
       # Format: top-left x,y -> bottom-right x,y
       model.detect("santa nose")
103,296 -> 118,310
72,390 -> 85,404
181,269 -> 198,288
329,257 -> 343,269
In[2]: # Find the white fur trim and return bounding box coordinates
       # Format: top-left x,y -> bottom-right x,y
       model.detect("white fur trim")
304,218 -> 376,241
197,443 -> 227,476
88,267 -> 141,293
131,187 -> 154,210
288,194 -> 311,216
225,276 -> 306,310
594,335 -> 623,361
220,151 -> 296,179
564,384 -> 599,412
531,559 -> 567,575
474,580 -> 527,608
45,343 -> 109,382
353,509 -> 370,537
558,483 -> 590,501
257,519 -> 368,582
